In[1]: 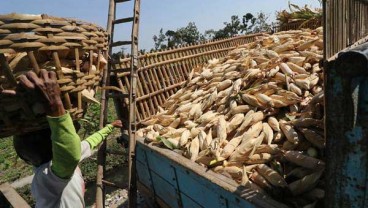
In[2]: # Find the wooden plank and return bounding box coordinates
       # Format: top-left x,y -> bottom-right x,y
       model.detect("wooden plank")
0,183 -> 31,208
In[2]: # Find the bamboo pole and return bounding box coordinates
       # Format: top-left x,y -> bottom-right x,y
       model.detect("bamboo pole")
96,0 -> 115,207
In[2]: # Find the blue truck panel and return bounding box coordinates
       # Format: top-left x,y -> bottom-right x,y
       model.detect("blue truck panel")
136,138 -> 289,208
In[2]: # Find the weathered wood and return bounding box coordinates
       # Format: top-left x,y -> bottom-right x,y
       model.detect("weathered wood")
324,0 -> 368,59
0,183 -> 31,208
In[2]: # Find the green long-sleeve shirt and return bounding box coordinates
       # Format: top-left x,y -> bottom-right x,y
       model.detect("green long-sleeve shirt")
47,113 -> 114,179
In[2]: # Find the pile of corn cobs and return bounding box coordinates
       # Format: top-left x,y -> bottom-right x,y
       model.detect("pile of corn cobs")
138,27 -> 325,208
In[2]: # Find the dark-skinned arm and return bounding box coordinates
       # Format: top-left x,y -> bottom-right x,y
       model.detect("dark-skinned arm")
20,70 -> 81,179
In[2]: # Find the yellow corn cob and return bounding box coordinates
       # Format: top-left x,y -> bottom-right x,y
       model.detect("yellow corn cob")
246,153 -> 273,165
291,118 -> 323,129
241,166 -> 251,186
287,56 -> 306,66
250,111 -> 265,125
201,89 -> 218,111
299,51 -> 323,60
228,137 -> 258,163
190,127 -> 202,138
231,105 -> 251,115
197,111 -> 217,124
299,128 -> 325,149
267,66 -> 280,78
296,38 -> 319,51
255,93 -> 274,107
262,123 -> 274,145
241,93 -> 262,107
288,170 -> 324,196
256,164 -> 287,188
237,110 -> 255,133
254,144 -> 280,154
169,117 -> 181,128
217,80 -> 233,91
284,151 -> 325,170
250,170 -> 272,190
265,50 -> 279,59
280,121 -> 300,144
282,140 -> 298,150
280,63 -> 294,76
243,121 -> 264,142
287,62 -> 309,75
221,135 -> 242,159
227,113 -> 245,133
232,78 -> 243,94
201,69 -> 213,79
157,115 -> 176,127
176,102 -> 192,113
198,130 -> 207,151
184,120 -> 197,129
308,73 -> 319,88
178,130 -> 190,147
190,136 -> 200,161
167,138 -> 180,148
286,167 -> 313,179
195,149 -> 213,166
204,128 -> 213,150
289,83 -> 303,96
189,103 -> 202,120
272,40 -> 294,53
267,117 -> 280,131
190,89 -> 204,100
217,115 -> 227,143
249,132 -> 265,157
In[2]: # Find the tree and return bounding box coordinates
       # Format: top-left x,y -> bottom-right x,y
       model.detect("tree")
153,28 -> 167,50
153,22 -> 204,49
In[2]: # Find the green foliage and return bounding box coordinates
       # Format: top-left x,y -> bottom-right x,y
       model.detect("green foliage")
210,12 -> 271,39
0,137 -> 33,184
153,22 -> 204,50
152,12 -> 272,49
16,185 -> 35,207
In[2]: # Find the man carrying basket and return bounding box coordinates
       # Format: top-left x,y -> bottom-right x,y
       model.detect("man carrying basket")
12,69 -> 121,207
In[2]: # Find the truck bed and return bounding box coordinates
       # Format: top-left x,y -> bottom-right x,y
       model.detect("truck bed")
136,137 -> 289,208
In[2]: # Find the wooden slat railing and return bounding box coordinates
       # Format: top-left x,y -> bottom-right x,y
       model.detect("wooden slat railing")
112,33 -> 264,122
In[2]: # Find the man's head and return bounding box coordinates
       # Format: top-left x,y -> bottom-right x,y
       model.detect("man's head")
13,121 -> 81,167
13,128 -> 52,167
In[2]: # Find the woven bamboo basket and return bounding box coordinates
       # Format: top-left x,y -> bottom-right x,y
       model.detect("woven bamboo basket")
0,13 -> 108,138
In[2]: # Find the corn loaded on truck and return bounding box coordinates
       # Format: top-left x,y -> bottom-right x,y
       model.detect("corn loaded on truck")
131,38 -> 368,208
109,27 -> 368,208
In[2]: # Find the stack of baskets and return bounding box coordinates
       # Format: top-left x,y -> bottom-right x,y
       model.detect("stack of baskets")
0,13 -> 109,137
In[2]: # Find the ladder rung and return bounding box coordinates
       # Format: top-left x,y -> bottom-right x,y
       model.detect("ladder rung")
115,0 -> 131,3
113,17 -> 134,25
107,93 -> 129,98
111,41 -> 132,47
112,67 -> 131,73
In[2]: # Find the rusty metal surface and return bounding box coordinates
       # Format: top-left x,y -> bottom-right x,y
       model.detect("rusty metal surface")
325,42 -> 368,207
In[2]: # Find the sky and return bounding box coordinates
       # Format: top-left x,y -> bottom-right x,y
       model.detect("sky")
0,0 -> 321,51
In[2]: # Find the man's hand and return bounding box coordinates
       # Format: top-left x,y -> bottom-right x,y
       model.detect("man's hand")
19,69 -> 65,117
110,120 -> 123,128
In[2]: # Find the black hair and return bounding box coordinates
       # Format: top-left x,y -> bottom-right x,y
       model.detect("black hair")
13,128 -> 52,167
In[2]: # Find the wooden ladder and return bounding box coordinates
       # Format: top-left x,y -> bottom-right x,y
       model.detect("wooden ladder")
96,0 -> 140,207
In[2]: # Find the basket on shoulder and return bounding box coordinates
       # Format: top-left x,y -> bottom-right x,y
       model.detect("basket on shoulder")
0,13 -> 109,138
